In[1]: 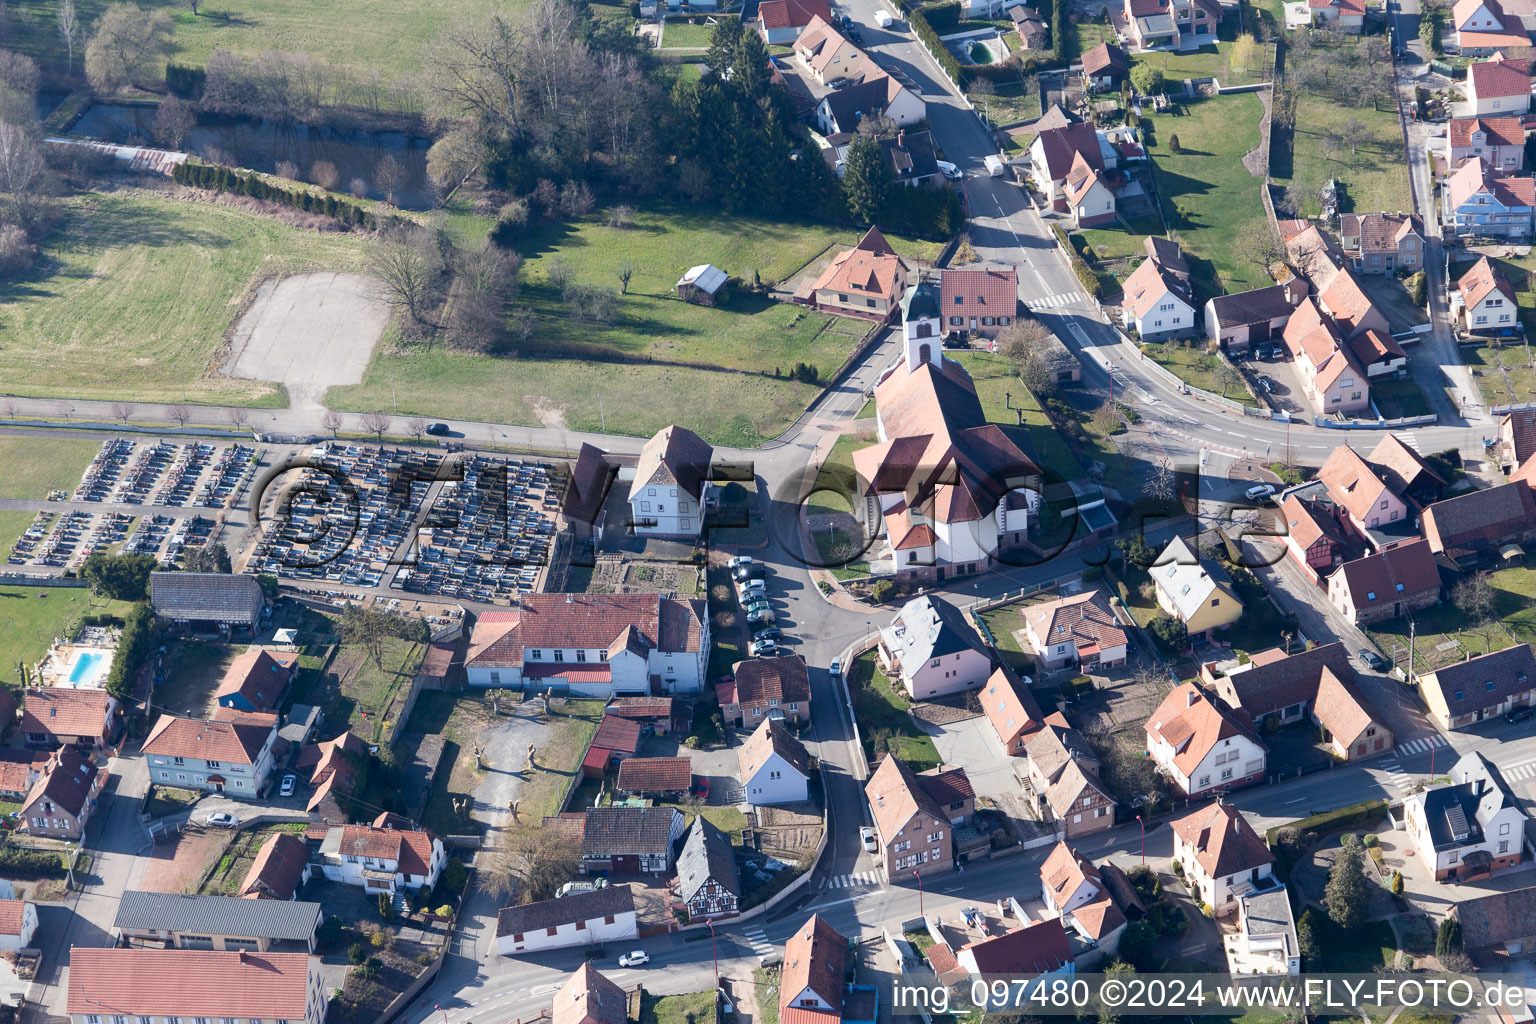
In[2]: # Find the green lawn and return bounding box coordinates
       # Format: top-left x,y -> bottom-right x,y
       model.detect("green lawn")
1312,914 -> 1397,972
660,19 -> 716,47
1464,338 -> 1536,407
1075,22 -> 1119,53
951,350 -> 1085,479
1492,254 -> 1536,337
807,433 -> 871,516
0,189 -> 364,406
329,207 -> 938,446
0,512 -> 36,565
0,438 -> 104,499
297,635 -> 425,741
1145,93 -> 1271,294
1077,219 -> 1167,263
642,990 -> 718,1024
849,650 -> 941,770
1371,377 -> 1434,419
969,82 -> 1041,126
814,524 -> 871,580
1276,94 -> 1411,219
1142,342 -> 1259,406
1132,40 -> 1272,86
1364,566 -> 1536,673
0,585 -> 138,690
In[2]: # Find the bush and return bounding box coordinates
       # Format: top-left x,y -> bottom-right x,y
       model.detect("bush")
910,5 -> 969,86
871,580 -> 895,603
435,904 -> 454,918
172,159 -> 383,230
1148,614 -> 1188,653
106,602 -> 157,699
0,845 -> 65,879
166,62 -> 207,99
378,893 -> 395,921
1436,916 -> 1462,958
440,857 -> 469,895
1081,565 -> 1103,581
417,950 -> 437,966
0,224 -> 35,280
348,943 -> 367,965
1265,799 -> 1388,846
1406,270 -> 1427,306
1363,833 -> 1379,848
1051,224 -> 1103,298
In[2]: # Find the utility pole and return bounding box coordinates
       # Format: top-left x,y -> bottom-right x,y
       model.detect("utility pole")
599,393 -> 606,432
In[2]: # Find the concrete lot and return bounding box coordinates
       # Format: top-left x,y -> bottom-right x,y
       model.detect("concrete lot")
920,713 -> 1019,801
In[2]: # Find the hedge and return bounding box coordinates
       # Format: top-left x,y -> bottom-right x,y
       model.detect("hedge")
910,5 -> 969,86
166,63 -> 207,100
1051,224 -> 1103,299
1264,798 -> 1389,847
106,602 -> 156,699
0,845 -> 67,879
172,160 -> 386,230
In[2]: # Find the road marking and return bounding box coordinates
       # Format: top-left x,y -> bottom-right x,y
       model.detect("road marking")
1395,735 -> 1449,756
1285,797 -> 1307,804
1026,290 -> 1088,309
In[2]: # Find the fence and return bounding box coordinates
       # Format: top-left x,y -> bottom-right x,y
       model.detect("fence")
1492,400 -> 1536,415
0,573 -> 85,589
1313,413 -> 1438,429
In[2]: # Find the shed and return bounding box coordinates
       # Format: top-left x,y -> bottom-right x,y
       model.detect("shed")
677,265 -> 729,306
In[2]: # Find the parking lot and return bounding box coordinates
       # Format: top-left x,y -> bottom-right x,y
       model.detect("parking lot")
1235,347 -> 1311,416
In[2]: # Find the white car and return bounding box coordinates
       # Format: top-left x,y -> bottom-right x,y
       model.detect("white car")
829,658 -> 842,678
206,812 -> 239,829
936,160 -> 962,181
860,826 -> 877,851
727,556 -> 753,570
619,950 -> 650,967
279,774 -> 296,797
750,639 -> 779,657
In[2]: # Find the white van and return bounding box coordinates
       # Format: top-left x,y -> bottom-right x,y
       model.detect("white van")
874,9 -> 895,27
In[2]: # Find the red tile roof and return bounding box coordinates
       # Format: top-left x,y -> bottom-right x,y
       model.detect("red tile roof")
961,917 -> 1072,973
216,648 -> 298,709
1032,121 -> 1103,181
23,747 -> 97,819
335,823 -> 437,876
1447,158 -> 1536,210
615,756 -> 692,793
1146,683 -> 1265,778
1023,591 -> 1128,659
21,687 -> 113,741
1470,56 -> 1532,97
66,949 -> 313,1020
465,595 -> 706,670
143,711 -> 275,765
1312,667 -> 1386,749
590,715 -> 641,755
728,655 -> 811,710
866,754 -> 949,842
1319,444 -> 1395,522
634,424 -> 714,501
782,914 -> 847,1012
240,832 -> 311,900
1171,802 -> 1274,879
1333,538 -> 1441,611
0,900 -> 28,937
1459,254 -> 1519,310
1451,115 -> 1525,148
939,267 -> 1017,321
759,0 -> 831,29
555,964 -> 630,1024
812,231 -> 906,299
980,667 -> 1044,749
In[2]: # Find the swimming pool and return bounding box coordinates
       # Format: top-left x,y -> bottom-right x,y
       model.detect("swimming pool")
68,651 -> 107,686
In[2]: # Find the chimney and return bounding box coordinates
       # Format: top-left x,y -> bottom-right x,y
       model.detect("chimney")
1186,689 -> 1198,707
239,949 -> 248,963
898,130 -> 905,148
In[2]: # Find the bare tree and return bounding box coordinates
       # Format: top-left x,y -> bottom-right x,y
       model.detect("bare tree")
110,402 -> 135,424
406,416 -> 428,441
0,122 -> 50,231
55,400 -> 75,422
1317,131 -> 1341,165
310,160 -> 339,191
369,225 -> 446,335
1238,227 -> 1286,277
606,204 -> 636,230
166,403 -> 191,426
617,258 -> 635,295
58,0 -> 80,74
1,398 -> 17,420
360,411 -> 391,441
275,159 -> 299,181
1453,570 -> 1496,627
480,823 -> 581,904
321,409 -> 343,437
1342,114 -> 1365,156
446,244 -> 519,352
153,96 -> 195,150
373,155 -> 407,205
1146,456 -> 1176,503
186,0 -> 202,14
226,407 -> 250,431
348,177 -> 368,198
85,4 -> 175,95
856,111 -> 899,139
995,319 -> 1053,365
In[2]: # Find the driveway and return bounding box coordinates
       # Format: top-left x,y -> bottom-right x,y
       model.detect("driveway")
919,713 -> 1019,801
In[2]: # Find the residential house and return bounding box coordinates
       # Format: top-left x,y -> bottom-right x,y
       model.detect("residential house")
1281,299 -> 1371,415
780,914 -> 847,1017
1423,481 -> 1536,558
1025,713 -> 1116,837
1061,153 -> 1116,228
20,687 -> 117,753
1317,266 -> 1391,338
1369,433 -> 1447,508
718,654 -> 811,727
1225,887 -> 1301,975
296,730 -> 370,818
239,832 -> 313,901
1123,0 -> 1222,50
1121,240 -> 1197,340
0,752 -> 46,803
628,424 -> 714,538
0,902 -> 36,953
1011,5 -> 1050,48
1170,802 -> 1277,913
1150,535 -> 1243,642
1453,0 -> 1533,52
1347,327 -> 1409,378
1445,158 -> 1536,239
552,965 -> 629,1024
1405,751 -> 1527,879
463,593 -> 710,695
307,816 -> 446,895
809,226 -> 909,322
1081,42 -> 1131,88
865,754 -> 957,878
677,816 -> 741,921
561,442 -> 617,548
1313,668 -> 1394,761
758,0 -> 832,43
1285,222 -> 1341,279
1455,886 -> 1536,957
1277,493 -> 1356,583
876,595 -> 993,699
954,918 -> 1074,983
614,757 -> 692,799
1204,642 -> 1358,726
582,715 -> 641,777
217,648 -> 298,712
1040,843 -> 1135,963
19,747 -> 100,840
1417,642 -> 1536,729
1318,444 -> 1411,538
495,885 -> 638,956
1029,122 -> 1104,205
980,667 -> 1044,755
939,266 -> 1018,339
879,130 -> 944,188
1205,279 -> 1309,353
794,15 -> 877,84
853,307 -> 1042,579
114,891 -> 322,953
1466,56 -> 1532,114
1502,408 -> 1536,473
64,949 -> 329,1024
579,806 -> 685,875
1326,538 -> 1441,624
1145,683 -> 1268,798
142,709 -> 278,797
676,264 -> 728,306
1455,255 -> 1520,332
1306,0 -> 1366,31
816,73 -> 925,135
150,571 -> 265,633
1021,590 -> 1128,671
602,696 -> 678,734
739,717 -> 811,805
1339,212 -> 1425,273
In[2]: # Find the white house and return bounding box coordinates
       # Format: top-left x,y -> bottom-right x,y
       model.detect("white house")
739,718 -> 811,805
1225,887 -> 1301,975
1121,241 -> 1197,341
1170,802 -> 1277,914
1466,57 -> 1533,115
1405,751 -> 1528,881
1022,591 -> 1128,671
877,596 -> 993,700
141,709 -> 278,797
464,594 -> 709,695
1150,536 -> 1244,640
628,425 -> 713,537
309,818 -> 446,895
0,901 -> 37,952
1456,255 -> 1520,332
816,72 -> 925,135
1145,683 -> 1268,798
496,885 -> 638,956
1039,842 -> 1131,965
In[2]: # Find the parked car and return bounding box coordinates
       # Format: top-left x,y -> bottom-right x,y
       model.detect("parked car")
692,778 -> 710,799
1357,647 -> 1391,672
847,26 -> 863,42
752,627 -> 783,643
727,556 -> 753,571
829,658 -> 842,678
935,160 -> 963,181
1244,483 -> 1276,503
1508,707 -> 1535,724
738,580 -> 767,598
747,610 -> 776,626
860,826 -> 877,851
425,422 -> 451,436
619,950 -> 650,967
733,564 -> 765,582
279,774 -> 296,797
1258,377 -> 1277,393
750,639 -> 779,657
206,812 -> 239,829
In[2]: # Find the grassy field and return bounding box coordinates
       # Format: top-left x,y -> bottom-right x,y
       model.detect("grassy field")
642,990 -> 719,1024
0,438 -> 104,500
1365,565 -> 1536,673
0,512 -> 36,565
297,635 -> 425,741
0,585 -> 137,689
1075,22 -> 1118,52
951,350 -> 1085,480
0,0 -> 508,86
659,19 -> 716,47
0,189 -> 365,406
807,433 -> 871,516
1464,338 -> 1536,407
1077,218 -> 1166,263
970,81 -> 1041,126
849,650 -> 941,770
331,207 -> 941,446
1142,342 -> 1259,406
1276,95 -> 1411,219
1145,93 -> 1270,294
1131,40 -> 1272,86
1371,377 -> 1434,418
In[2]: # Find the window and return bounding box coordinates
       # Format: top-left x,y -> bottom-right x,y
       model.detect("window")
1198,775 -> 1210,788
1501,823 -> 1512,835
1220,767 -> 1234,780
954,295 -> 963,305
173,756 -> 185,766
1455,690 -> 1464,701
949,316 -> 963,326
547,926 -> 559,936
490,671 -> 501,684
1500,840 -> 1510,853
605,915 -> 616,924
554,650 -> 564,662
576,920 -> 586,930
529,650 -> 541,659
206,760 -> 221,770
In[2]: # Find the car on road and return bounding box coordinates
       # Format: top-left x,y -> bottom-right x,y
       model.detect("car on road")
1244,483 -> 1276,503
733,564 -> 765,581
860,826 -> 877,851
750,639 -> 779,657
279,774 -> 296,797
1357,647 -> 1391,672
727,556 -> 753,571
744,596 -> 772,613
619,951 -> 650,967
847,26 -> 864,42
829,658 -> 842,678
206,812 -> 239,829
738,579 -> 767,596
752,627 -> 783,643
1257,376 -> 1276,393
935,160 -> 963,181
425,422 -> 451,436
1508,707 -> 1535,725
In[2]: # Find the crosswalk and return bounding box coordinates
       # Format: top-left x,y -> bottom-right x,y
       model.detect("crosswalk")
1378,757 -> 1414,791
741,926 -> 775,956
1026,290 -> 1089,310
823,870 -> 881,890
1399,432 -> 1423,454
1499,758 -> 1536,783
1395,734 -> 1450,757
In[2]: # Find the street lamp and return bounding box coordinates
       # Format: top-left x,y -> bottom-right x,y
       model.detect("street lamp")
1135,815 -> 1145,866
706,918 -> 719,989
913,869 -> 924,919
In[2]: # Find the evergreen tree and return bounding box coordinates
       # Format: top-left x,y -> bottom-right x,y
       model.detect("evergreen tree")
842,134 -> 891,225
706,17 -> 745,76
1436,917 -> 1462,959
1324,835 -> 1368,932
